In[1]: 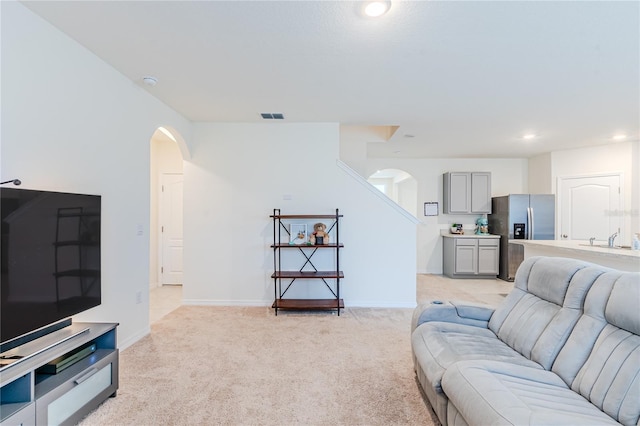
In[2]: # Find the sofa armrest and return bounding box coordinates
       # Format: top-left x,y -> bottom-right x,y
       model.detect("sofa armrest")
411,300 -> 495,333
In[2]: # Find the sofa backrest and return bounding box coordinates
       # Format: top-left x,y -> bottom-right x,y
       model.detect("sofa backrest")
488,256 -> 607,369
552,271 -> 640,426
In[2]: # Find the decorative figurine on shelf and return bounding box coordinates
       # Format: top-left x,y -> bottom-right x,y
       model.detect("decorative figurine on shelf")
475,216 -> 489,235
310,222 -> 330,245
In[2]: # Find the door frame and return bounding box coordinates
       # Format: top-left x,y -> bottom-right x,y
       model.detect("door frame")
556,172 -> 624,242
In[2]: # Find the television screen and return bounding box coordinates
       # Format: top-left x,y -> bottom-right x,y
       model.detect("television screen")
1,188 -> 101,350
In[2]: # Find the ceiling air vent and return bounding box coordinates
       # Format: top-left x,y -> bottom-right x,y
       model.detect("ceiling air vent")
261,113 -> 285,120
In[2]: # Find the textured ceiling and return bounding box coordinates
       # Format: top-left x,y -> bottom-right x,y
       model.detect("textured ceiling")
20,0 -> 640,158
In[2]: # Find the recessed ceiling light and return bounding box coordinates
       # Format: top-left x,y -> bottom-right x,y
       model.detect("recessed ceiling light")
364,1 -> 391,17
612,134 -> 627,141
522,133 -> 537,140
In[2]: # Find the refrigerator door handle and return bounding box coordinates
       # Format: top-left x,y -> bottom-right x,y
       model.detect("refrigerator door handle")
527,207 -> 533,239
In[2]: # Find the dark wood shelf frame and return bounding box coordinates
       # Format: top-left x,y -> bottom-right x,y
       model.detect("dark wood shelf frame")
271,209 -> 343,316
270,214 -> 343,219
272,299 -> 345,310
270,243 -> 344,249
271,271 -> 344,279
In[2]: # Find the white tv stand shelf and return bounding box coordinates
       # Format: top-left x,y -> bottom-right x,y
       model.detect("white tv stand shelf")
0,322 -> 118,426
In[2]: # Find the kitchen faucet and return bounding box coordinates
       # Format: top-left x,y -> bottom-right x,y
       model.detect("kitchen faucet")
608,232 -> 618,248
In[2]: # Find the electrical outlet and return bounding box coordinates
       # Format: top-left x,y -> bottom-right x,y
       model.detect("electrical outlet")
135,291 -> 142,304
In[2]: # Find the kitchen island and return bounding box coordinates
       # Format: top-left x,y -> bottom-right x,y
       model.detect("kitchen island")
510,240 -> 640,272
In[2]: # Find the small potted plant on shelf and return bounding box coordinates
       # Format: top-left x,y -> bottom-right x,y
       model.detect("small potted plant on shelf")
450,223 -> 464,234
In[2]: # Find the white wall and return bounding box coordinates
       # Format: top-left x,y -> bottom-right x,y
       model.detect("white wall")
340,126 -> 385,177
2,4 -> 417,356
11,0 -> 634,350
350,134 -> 639,273
550,141 -> 638,245
2,2 -> 191,348
396,177 -> 418,217
183,123 -> 417,307
364,158 -> 528,273
528,153 -> 552,194
633,142 -> 640,238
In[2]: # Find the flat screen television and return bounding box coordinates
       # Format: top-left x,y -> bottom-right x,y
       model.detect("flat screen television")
1,188 -> 101,353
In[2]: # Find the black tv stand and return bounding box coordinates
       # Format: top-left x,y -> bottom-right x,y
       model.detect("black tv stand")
0,322 -> 118,425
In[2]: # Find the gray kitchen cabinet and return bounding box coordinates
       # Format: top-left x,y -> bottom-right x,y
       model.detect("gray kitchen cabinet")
477,240 -> 500,274
453,238 -> 477,274
443,172 -> 492,214
443,235 -> 499,278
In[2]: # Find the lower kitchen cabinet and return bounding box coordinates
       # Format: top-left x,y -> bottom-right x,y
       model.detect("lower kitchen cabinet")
443,234 -> 500,278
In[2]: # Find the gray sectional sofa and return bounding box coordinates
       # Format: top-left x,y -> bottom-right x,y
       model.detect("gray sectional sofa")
411,256 -> 640,426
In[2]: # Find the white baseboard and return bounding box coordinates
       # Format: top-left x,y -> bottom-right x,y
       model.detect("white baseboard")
182,299 -> 269,307
346,300 -> 417,309
117,326 -> 150,351
417,269 -> 443,275
182,299 -> 416,309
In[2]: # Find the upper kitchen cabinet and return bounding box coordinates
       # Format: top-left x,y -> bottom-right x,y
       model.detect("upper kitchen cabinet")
443,172 -> 492,214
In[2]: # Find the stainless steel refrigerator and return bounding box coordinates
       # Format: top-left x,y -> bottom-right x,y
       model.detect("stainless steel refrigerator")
488,194 -> 555,281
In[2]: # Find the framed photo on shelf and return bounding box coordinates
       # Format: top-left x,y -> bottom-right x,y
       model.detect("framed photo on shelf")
424,202 -> 438,216
289,224 -> 307,245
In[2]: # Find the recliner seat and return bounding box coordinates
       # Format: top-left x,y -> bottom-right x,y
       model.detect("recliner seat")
411,256 -> 639,425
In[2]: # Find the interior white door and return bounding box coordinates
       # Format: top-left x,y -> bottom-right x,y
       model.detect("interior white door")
559,174 -> 621,242
161,174 -> 183,285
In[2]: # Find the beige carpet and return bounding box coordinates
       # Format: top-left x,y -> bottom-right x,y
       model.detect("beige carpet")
80,306 -> 440,426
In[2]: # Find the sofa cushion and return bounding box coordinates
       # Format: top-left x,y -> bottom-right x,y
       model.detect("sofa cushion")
412,301 -> 494,332
570,273 -> 640,426
446,403 -> 470,426
412,322 -> 541,394
441,360 -> 621,426
551,271 -> 623,386
488,257 -> 606,369
605,273 -> 640,335
412,321 -> 542,424
548,271 -> 640,426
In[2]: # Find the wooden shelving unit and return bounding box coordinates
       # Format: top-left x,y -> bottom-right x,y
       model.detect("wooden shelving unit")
270,209 -> 344,315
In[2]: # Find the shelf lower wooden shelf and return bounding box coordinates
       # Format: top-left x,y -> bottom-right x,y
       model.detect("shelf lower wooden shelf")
272,299 -> 344,311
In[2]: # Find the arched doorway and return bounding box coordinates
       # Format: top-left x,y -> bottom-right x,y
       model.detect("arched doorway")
149,126 -> 186,322
368,169 -> 418,217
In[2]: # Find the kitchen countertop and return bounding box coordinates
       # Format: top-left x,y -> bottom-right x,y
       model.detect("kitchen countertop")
509,239 -> 639,259
440,230 -> 499,238
510,239 -> 640,272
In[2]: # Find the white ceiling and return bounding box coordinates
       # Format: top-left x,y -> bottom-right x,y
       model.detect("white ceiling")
21,0 -> 639,159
